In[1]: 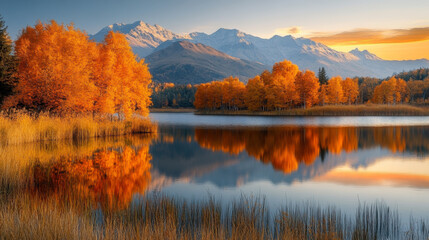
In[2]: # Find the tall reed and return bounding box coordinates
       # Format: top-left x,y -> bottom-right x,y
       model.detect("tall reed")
0,110 -> 157,145
1,191 -> 428,240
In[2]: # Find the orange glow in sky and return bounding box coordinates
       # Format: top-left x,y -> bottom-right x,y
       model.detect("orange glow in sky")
329,40 -> 429,61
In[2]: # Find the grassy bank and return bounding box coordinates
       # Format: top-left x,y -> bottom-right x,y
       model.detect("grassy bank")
0,111 -> 157,145
196,104 -> 429,116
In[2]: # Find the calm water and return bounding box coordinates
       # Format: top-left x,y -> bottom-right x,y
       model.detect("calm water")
14,113 -> 429,220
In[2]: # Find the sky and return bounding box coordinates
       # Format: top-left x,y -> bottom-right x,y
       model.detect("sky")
2,0 -> 429,60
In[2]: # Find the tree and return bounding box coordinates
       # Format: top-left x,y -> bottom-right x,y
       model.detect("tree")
326,76 -> 344,104
318,67 -> 328,85
0,15 -> 17,105
341,78 -> 359,104
270,60 -> 299,109
371,77 -> 408,104
7,21 -> 152,118
95,31 -> 152,118
9,21 -> 98,113
319,85 -> 328,106
221,76 -> 245,110
194,83 -> 210,110
407,80 -> 424,103
295,70 -> 320,108
245,76 -> 265,111
358,77 -> 379,103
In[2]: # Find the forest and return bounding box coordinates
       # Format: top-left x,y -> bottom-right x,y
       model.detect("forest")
0,20 -> 152,118
194,61 -> 429,111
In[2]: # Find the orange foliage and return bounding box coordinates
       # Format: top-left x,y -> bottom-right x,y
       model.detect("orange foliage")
95,31 -> 152,117
245,76 -> 265,111
341,78 -> 359,104
194,126 -> 411,174
195,127 -> 358,174
194,76 -> 245,110
7,21 -> 151,117
10,21 -> 97,113
326,76 -> 344,104
295,70 -> 320,108
269,60 -> 300,109
372,77 -> 408,104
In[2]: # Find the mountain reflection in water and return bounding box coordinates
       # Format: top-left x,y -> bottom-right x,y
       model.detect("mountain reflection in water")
23,124 -> 429,211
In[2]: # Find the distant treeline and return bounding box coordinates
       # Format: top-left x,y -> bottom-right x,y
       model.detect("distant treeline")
150,83 -> 196,108
194,62 -> 429,111
392,68 -> 429,82
151,67 -> 429,109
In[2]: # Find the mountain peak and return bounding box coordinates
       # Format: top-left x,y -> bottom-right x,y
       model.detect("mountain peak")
213,28 -> 246,37
145,40 -> 266,84
349,48 -> 382,61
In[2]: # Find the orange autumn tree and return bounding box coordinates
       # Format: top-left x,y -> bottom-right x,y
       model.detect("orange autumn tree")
95,31 -> 152,118
372,77 -> 408,104
194,77 -> 245,110
221,76 -> 246,110
10,21 -> 98,113
341,77 -> 359,105
270,60 -> 299,109
295,70 -> 320,108
245,75 -> 265,111
7,21 -> 152,118
326,76 -> 344,104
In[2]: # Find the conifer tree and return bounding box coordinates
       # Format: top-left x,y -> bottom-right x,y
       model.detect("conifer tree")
318,67 -> 328,85
0,15 -> 17,105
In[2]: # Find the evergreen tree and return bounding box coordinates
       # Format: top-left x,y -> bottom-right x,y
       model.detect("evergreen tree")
318,67 -> 328,85
0,15 -> 17,105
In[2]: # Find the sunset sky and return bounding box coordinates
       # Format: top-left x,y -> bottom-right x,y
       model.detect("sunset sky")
2,0 -> 429,60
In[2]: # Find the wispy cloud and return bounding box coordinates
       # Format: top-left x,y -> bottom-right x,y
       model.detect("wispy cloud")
310,27 -> 429,45
274,26 -> 302,36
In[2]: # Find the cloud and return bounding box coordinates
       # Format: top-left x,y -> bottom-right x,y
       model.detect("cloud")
310,27 -> 429,45
274,26 -> 301,36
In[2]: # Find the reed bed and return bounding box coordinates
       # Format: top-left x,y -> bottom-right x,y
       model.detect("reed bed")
196,104 -> 429,116
0,110 -> 157,145
1,190 -> 428,240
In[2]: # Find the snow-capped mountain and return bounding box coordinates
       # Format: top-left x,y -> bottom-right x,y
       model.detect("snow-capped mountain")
91,20 -> 190,57
91,21 -> 429,78
145,40 -> 266,84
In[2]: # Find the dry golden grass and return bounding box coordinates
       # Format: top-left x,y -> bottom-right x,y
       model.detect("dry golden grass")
0,110 -> 157,145
1,191 -> 428,240
196,104 -> 429,116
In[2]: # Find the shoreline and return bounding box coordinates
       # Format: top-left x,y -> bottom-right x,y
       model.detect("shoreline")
150,108 -> 195,113
194,104 -> 429,117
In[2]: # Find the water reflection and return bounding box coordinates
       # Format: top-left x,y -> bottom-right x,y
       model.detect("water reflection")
192,126 -> 428,175
5,120 -> 429,216
25,136 -> 154,210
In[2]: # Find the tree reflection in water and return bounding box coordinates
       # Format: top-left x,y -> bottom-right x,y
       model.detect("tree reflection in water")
195,126 -> 429,174
29,145 -> 152,210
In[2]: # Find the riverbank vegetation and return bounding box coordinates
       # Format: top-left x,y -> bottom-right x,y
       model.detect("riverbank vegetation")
0,110 -> 156,145
194,61 -> 429,113
196,104 -> 429,116
0,20 -> 152,118
151,82 -> 196,108
0,20 -> 156,144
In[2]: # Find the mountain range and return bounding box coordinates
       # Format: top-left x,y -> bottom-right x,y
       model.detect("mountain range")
145,41 -> 266,84
91,21 -> 429,82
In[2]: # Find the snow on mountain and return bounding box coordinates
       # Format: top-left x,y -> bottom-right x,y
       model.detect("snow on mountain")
91,20 -> 190,57
349,48 -> 382,61
91,21 -> 429,78
145,40 -> 267,84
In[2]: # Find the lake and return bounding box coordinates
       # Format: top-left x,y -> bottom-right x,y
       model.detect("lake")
7,113 -> 429,222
